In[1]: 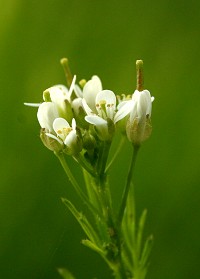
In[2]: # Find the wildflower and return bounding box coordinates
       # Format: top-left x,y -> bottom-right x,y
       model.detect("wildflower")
43,76 -> 76,122
46,118 -> 82,155
83,90 -> 116,141
115,89 -> 154,145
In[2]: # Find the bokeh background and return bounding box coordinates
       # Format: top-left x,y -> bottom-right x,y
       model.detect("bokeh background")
0,0 -> 200,278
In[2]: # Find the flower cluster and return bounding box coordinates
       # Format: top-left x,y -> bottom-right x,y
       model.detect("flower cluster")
25,59 -> 155,279
25,62 -> 154,157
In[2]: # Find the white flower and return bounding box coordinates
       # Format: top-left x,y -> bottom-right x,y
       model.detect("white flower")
114,89 -> 154,145
114,90 -> 154,123
46,118 -> 81,154
84,90 -> 116,140
43,76 -> 76,120
37,102 -> 59,132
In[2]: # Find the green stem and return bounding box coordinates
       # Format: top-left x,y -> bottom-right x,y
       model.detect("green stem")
97,141 -> 111,178
55,152 -> 100,216
105,136 -> 125,173
73,153 -> 96,177
118,144 -> 140,227
82,169 -> 102,213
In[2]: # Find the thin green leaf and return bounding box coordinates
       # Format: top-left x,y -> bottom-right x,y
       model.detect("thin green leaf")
82,239 -> 105,257
62,198 -> 101,246
137,209 -> 147,257
58,268 -> 76,279
82,169 -> 102,213
140,234 -> 154,269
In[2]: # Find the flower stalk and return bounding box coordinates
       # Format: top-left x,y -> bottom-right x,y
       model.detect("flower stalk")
118,144 -> 140,227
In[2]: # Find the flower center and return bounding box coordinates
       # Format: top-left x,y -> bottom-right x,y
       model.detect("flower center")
57,127 -> 73,140
96,100 -> 115,120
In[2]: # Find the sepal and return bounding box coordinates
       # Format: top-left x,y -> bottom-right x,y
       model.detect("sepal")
40,128 -> 63,152
126,116 -> 152,145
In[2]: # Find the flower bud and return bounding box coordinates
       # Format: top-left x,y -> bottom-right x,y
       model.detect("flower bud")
126,115 -> 152,146
40,128 -> 63,152
126,89 -> 153,145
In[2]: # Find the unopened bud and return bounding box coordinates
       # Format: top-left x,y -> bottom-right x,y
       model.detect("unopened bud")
40,128 -> 63,152
126,116 -> 152,146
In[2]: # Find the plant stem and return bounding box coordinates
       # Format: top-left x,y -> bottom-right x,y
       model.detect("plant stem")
97,141 -> 111,178
55,152 -> 100,216
118,144 -> 140,227
73,153 -> 96,177
105,136 -> 125,173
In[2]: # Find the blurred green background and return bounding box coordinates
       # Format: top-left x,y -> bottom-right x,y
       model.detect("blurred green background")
0,0 -> 200,278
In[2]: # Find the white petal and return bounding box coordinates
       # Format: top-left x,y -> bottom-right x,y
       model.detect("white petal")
74,84 -> 83,98
48,87 -> 65,104
117,100 -> 128,110
85,115 -> 107,126
24,102 -> 41,107
55,84 -> 69,94
64,130 -> 77,146
53,118 -> 70,133
37,102 -> 59,131
137,90 -> 152,118
114,100 -> 133,123
67,75 -> 76,99
83,75 -> 102,112
96,90 -> 116,107
71,118 -> 76,130
82,98 -> 94,115
132,90 -> 140,102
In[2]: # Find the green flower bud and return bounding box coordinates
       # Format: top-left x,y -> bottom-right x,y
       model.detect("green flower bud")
40,128 -> 63,152
126,115 -> 152,146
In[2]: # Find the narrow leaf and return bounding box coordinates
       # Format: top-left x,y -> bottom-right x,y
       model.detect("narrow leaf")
140,234 -> 154,268
62,198 -> 101,246
137,209 -> 147,257
58,268 -> 76,279
82,239 -> 105,257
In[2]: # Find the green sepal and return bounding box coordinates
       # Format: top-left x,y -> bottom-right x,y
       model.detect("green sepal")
43,90 -> 51,102
40,128 -> 63,152
58,268 -> 76,279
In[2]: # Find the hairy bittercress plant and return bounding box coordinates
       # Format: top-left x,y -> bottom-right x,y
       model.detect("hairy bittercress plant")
25,58 -> 154,279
